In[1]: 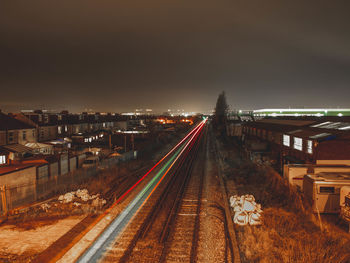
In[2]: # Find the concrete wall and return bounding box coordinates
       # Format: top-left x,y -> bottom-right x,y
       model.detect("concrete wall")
50,162 -> 59,177
0,166 -> 37,209
60,155 -> 68,175
0,166 -> 36,187
37,164 -> 49,183
69,157 -> 77,172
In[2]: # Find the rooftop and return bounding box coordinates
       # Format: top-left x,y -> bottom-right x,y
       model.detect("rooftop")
0,164 -> 35,176
307,173 -> 350,182
0,112 -> 35,131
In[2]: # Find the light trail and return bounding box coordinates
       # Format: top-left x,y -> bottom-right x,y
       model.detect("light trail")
132,119 -> 205,215
114,120 -> 205,204
76,120 -> 206,263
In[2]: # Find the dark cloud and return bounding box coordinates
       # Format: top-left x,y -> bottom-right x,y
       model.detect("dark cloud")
1,0 -> 350,112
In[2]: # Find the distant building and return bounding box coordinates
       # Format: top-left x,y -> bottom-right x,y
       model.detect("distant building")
253,108 -> 350,117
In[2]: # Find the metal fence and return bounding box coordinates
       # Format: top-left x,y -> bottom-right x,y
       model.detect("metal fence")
0,151 -> 136,216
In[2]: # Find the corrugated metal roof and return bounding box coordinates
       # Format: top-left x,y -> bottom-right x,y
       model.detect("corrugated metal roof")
256,119 -> 316,126
287,129 -> 333,139
2,144 -> 33,153
25,142 -> 52,149
311,121 -> 350,130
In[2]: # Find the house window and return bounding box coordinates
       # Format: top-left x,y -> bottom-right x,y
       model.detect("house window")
58,126 -> 62,134
293,137 -> 303,151
8,132 -> 14,143
307,140 -> 313,154
22,131 -> 27,140
319,187 -> 335,194
65,125 -> 68,132
0,155 -> 6,164
283,135 -> 290,147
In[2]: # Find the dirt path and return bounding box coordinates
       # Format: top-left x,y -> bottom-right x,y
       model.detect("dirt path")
0,215 -> 85,262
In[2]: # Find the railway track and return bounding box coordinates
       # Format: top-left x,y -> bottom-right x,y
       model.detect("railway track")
67,120 -> 237,263
159,126 -> 207,263
104,165 -> 152,205
99,122 -> 206,262
72,120 -> 207,263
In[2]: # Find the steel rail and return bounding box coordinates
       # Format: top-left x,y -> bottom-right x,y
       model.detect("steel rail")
118,121 -> 205,262
76,120 -> 206,263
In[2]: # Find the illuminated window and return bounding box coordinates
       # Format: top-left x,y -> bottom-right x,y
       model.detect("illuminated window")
293,137 -> 302,151
283,135 -> 290,147
58,126 -> 62,134
0,155 -> 6,164
307,140 -> 313,154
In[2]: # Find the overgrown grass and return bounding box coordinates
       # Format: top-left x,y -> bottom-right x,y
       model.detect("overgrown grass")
221,141 -> 350,262
238,208 -> 349,263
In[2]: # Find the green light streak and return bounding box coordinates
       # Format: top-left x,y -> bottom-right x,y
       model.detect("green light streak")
134,143 -> 185,202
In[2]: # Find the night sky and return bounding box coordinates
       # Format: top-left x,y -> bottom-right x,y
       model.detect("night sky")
1,1 -> 350,113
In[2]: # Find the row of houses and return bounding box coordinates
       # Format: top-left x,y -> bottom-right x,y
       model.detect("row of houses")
0,110 -> 133,165
12,110 -> 130,142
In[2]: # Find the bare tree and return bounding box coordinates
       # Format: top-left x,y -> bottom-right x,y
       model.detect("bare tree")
214,91 -> 228,133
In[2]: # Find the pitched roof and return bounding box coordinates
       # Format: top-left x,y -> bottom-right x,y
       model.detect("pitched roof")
1,144 -> 33,153
0,113 -> 35,131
